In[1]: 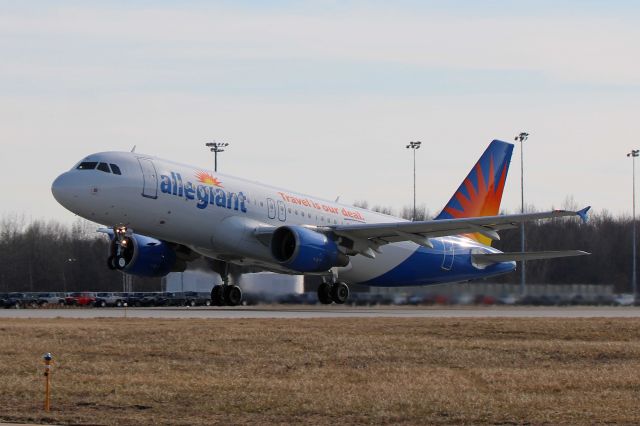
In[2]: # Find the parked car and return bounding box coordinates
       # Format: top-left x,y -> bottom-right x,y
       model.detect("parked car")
36,292 -> 66,306
94,292 -> 127,307
65,292 -> 97,306
124,292 -> 159,307
183,291 -> 212,307
4,293 -> 39,308
148,292 -> 171,306
164,292 -> 187,306
613,294 -> 635,306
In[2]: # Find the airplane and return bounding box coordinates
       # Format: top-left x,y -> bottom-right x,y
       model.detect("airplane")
51,139 -> 590,306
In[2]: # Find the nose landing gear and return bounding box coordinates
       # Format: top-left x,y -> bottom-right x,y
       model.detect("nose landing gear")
107,226 -> 133,271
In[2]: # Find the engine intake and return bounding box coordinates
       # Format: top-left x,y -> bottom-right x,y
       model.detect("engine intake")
270,226 -> 349,272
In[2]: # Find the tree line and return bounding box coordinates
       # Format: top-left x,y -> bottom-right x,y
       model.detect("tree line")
0,206 -> 635,293
0,215 -> 160,293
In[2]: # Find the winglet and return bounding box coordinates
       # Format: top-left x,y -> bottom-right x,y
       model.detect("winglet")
577,206 -> 591,223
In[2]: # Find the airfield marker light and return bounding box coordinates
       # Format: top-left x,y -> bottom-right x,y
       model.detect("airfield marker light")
43,353 -> 53,412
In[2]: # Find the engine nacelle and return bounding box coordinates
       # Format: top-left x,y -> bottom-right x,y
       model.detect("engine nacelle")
270,226 -> 349,272
109,233 -> 179,277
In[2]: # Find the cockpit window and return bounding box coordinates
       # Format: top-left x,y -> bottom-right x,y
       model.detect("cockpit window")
97,162 -> 111,173
110,164 -> 122,175
77,162 -> 98,170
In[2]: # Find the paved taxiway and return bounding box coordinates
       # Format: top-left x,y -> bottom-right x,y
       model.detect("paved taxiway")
1,306 -> 639,319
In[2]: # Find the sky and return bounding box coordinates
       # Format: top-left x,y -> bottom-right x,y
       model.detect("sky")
2,0 -> 640,224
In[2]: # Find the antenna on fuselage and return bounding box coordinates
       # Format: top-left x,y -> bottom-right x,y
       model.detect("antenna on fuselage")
130,145 -> 137,153
335,196 -> 340,203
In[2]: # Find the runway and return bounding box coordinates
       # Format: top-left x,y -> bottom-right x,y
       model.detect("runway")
1,306 -> 640,319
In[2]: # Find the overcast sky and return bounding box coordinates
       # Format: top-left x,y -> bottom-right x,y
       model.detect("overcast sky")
2,1 -> 639,224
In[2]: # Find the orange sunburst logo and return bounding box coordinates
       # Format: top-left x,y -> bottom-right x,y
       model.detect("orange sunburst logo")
444,156 -> 508,246
195,171 -> 223,187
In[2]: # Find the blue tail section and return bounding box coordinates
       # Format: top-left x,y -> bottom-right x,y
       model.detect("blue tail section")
435,140 -> 514,245
436,140 -> 513,220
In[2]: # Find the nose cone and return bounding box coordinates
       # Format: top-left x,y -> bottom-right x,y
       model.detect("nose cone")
51,172 -> 78,209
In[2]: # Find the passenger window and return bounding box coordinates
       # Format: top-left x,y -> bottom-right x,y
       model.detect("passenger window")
77,162 -> 98,170
110,164 -> 122,175
97,162 -> 111,173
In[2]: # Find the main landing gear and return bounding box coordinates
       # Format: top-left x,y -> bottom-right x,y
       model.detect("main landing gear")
317,281 -> 350,305
210,262 -> 243,307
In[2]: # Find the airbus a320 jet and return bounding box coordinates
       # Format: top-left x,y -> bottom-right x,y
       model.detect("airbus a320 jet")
51,140 -> 589,306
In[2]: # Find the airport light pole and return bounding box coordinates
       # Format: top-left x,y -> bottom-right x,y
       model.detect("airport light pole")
406,141 -> 422,221
205,142 -> 229,172
628,149 -> 639,299
515,132 -> 529,296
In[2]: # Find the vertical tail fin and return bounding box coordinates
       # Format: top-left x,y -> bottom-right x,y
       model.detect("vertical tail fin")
435,140 -> 514,245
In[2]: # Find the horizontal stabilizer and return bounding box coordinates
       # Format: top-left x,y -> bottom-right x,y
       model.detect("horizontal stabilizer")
472,250 -> 590,265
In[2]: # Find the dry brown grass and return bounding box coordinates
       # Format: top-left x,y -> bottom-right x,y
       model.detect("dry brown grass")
1,317 -> 640,425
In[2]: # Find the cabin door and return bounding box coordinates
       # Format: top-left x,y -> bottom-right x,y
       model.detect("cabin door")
137,158 -> 158,199
441,238 -> 455,271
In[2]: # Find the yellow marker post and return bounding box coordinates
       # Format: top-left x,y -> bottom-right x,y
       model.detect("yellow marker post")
43,353 -> 53,412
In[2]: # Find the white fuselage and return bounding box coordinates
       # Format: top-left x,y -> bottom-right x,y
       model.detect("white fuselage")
52,151 -> 506,286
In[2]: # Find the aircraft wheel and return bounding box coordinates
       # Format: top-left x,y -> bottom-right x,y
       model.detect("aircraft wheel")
225,285 -> 243,307
317,282 -> 333,305
331,282 -> 349,304
224,285 -> 242,306
211,285 -> 224,306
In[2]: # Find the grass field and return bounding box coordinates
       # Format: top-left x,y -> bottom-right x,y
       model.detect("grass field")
1,317 -> 640,425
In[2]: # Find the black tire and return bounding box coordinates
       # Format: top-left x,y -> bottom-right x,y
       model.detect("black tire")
99,300 -> 107,308
116,300 -> 123,307
205,299 -> 211,306
225,286 -> 243,307
331,282 -> 349,304
317,282 -> 333,305
107,256 -> 117,270
211,285 -> 224,306
188,300 -> 196,307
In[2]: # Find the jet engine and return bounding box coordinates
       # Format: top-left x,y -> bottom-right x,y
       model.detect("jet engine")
270,226 -> 349,272
107,233 -> 182,277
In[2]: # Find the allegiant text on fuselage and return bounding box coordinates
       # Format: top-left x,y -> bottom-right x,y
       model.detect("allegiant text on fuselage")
160,172 -> 248,212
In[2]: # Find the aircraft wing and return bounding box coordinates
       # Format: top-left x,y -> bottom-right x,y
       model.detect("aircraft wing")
471,250 -> 590,267
330,207 -> 590,258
